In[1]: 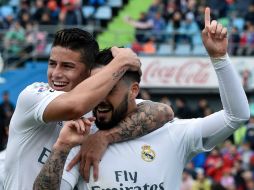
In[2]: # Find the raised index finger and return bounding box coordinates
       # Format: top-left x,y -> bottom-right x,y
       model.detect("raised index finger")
204,7 -> 211,27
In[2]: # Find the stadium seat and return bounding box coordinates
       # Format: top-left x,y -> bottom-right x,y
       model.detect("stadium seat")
82,6 -> 95,18
174,44 -> 191,56
0,5 -> 14,18
232,17 -> 245,31
107,0 -> 123,7
157,44 -> 172,55
94,6 -> 112,20
192,44 -> 207,56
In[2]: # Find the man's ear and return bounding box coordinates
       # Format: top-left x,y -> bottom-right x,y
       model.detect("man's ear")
129,82 -> 140,100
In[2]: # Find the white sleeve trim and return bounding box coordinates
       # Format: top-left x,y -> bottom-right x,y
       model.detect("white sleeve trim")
34,91 -> 65,124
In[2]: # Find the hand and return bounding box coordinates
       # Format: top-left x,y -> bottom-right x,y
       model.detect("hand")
67,130 -> 110,182
111,46 -> 142,76
56,117 -> 95,150
201,7 -> 228,58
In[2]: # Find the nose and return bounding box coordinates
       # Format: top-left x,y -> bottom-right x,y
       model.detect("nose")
52,64 -> 63,78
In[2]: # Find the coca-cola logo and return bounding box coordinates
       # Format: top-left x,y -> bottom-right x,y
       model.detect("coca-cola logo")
142,59 -> 212,86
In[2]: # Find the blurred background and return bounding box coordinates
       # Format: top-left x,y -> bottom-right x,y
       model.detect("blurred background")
0,0 -> 254,189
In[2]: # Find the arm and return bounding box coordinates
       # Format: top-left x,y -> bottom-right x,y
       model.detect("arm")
197,8 -> 250,149
44,47 -> 141,122
33,145 -> 70,190
125,17 -> 153,29
103,100 -> 173,142
33,119 -> 91,190
67,100 -> 174,181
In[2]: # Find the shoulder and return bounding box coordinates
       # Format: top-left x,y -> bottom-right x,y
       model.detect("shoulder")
23,82 -> 52,94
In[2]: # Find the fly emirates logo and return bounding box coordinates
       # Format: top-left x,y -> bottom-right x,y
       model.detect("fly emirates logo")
91,170 -> 164,190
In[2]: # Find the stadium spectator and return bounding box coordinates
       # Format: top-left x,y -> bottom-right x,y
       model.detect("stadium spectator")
3,21 -> 25,56
231,159 -> 247,190
192,168 -> 211,190
166,11 -> 184,50
124,14 -> 153,43
32,0 -> 48,24
245,115 -> 254,150
228,26 -> 240,56
0,91 -> 14,132
194,98 -> 209,118
142,36 -> 156,54
60,0 -> 84,25
180,168 -> 194,190
175,97 -> 193,119
205,148 -> 224,183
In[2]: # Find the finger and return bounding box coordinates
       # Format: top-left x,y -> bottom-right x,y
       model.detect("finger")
204,7 -> 211,28
82,119 -> 92,126
84,159 -> 92,182
210,20 -> 217,34
66,151 -> 81,171
220,27 -> 227,39
77,119 -> 86,133
111,46 -> 120,57
73,120 -> 81,134
93,161 -> 99,182
215,23 -> 223,38
88,117 -> 96,122
79,155 -> 86,180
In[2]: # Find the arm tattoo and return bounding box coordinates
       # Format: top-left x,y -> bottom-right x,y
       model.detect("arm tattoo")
112,68 -> 126,80
108,100 -> 174,143
33,148 -> 69,190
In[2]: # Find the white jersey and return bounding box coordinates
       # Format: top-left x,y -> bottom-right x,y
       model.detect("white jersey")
63,119 -> 209,190
4,82 -> 64,190
0,150 -> 6,190
61,55 -> 250,190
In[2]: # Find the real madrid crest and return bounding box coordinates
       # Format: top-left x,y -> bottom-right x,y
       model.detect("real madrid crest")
141,145 -> 156,162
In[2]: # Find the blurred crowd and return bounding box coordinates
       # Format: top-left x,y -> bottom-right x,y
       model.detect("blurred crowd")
126,0 -> 254,56
0,0 -> 107,65
1,0 -> 254,66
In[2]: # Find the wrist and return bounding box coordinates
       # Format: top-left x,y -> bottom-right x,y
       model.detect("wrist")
210,53 -> 229,66
114,54 -> 130,70
53,140 -> 73,153
96,130 -> 114,144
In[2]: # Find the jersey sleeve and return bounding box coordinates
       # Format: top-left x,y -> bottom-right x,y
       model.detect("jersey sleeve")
175,55 -> 250,163
15,82 -> 64,126
135,99 -> 144,104
62,146 -> 81,189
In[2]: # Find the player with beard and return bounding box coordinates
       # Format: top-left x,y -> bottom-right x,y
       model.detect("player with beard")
34,8 -> 250,190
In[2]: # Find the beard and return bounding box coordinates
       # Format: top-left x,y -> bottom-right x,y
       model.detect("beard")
93,94 -> 129,130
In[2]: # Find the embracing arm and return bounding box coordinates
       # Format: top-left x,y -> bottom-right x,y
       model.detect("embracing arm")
68,100 -> 174,181
44,47 -> 141,122
104,100 -> 173,142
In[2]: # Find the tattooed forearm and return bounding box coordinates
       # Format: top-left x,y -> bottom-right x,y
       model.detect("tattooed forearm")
33,147 -> 70,190
112,68 -> 126,80
107,100 -> 174,143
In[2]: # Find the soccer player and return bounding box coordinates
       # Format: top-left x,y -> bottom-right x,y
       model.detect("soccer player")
4,28 -> 173,190
33,7 -> 250,190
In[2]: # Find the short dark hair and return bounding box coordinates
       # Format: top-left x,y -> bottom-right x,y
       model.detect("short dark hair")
52,28 -> 99,71
95,48 -> 141,84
